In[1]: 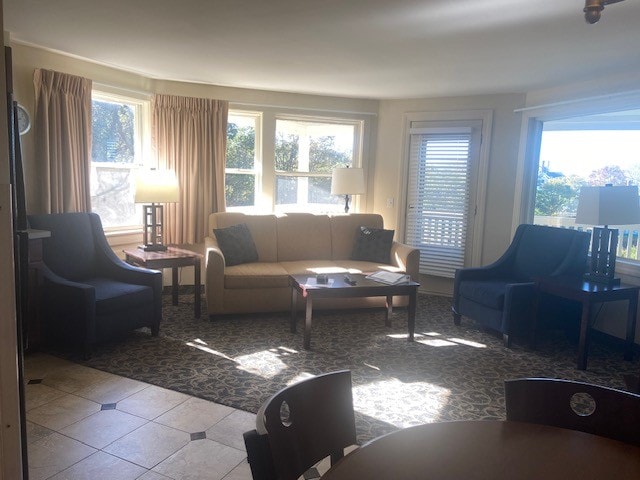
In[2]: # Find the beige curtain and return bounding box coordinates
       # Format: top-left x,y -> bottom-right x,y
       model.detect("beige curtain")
152,94 -> 228,244
33,69 -> 92,213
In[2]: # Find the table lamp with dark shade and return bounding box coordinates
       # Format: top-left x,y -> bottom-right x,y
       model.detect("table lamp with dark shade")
135,169 -> 179,251
575,184 -> 640,285
331,166 -> 365,213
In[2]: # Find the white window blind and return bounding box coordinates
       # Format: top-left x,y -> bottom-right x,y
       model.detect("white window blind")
406,129 -> 472,278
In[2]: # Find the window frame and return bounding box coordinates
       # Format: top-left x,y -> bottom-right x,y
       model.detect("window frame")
400,110 -> 493,269
225,111 -> 263,212
90,87 -> 151,233
226,108 -> 367,213
513,92 -> 640,277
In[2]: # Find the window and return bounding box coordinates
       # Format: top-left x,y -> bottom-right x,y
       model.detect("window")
533,110 -> 640,262
226,110 -> 363,213
226,112 -> 260,208
90,90 -> 149,229
274,118 -> 356,213
405,124 -> 482,277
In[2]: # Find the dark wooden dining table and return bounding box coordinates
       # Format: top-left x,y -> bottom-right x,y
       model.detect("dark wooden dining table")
321,420 -> 640,479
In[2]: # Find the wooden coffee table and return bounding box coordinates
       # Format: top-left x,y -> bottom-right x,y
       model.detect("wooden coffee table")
289,273 -> 420,349
124,247 -> 203,318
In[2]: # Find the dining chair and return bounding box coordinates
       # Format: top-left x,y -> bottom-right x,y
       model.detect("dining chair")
504,377 -> 640,446
243,370 -> 357,480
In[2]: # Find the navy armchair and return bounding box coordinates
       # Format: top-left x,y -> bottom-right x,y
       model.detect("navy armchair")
452,224 -> 590,347
28,212 -> 162,356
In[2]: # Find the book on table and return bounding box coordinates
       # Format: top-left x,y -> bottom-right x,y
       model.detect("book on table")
366,271 -> 411,285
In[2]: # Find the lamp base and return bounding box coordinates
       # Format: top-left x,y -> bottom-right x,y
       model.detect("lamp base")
582,272 -> 621,287
138,244 -> 168,252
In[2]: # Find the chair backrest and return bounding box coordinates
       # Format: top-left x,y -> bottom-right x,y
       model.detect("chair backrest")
253,370 -> 357,480
27,212 -> 100,280
504,378 -> 640,446
508,224 -> 589,281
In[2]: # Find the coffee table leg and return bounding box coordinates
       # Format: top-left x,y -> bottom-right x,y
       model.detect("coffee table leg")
172,267 -> 179,306
194,260 -> 201,318
408,288 -> 417,342
290,287 -> 297,333
304,297 -> 313,350
385,295 -> 393,327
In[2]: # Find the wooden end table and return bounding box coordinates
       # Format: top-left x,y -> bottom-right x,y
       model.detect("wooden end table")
289,273 -> 420,350
533,275 -> 639,370
124,247 -> 203,318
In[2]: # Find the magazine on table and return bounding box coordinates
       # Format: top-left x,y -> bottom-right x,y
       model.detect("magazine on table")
365,271 -> 411,285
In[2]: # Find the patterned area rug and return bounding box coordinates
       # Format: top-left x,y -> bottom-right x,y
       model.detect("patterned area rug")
63,292 -> 639,444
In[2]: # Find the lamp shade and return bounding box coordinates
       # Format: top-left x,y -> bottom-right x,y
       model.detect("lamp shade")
134,169 -> 179,204
575,185 -> 640,226
331,167 -> 365,195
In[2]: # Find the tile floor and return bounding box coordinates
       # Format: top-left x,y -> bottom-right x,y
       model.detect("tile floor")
24,352 -> 256,480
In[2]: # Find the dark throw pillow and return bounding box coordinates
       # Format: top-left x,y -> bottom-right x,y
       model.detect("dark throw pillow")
213,223 -> 259,266
350,226 -> 394,264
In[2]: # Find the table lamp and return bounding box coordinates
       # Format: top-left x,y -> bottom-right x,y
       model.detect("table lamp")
135,169 -> 179,251
331,167 -> 365,213
575,184 -> 640,285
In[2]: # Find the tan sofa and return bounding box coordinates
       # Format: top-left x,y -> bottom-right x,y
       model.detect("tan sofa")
204,212 -> 420,316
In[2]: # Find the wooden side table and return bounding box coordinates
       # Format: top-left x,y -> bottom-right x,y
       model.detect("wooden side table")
124,247 -> 203,318
533,275 -> 639,370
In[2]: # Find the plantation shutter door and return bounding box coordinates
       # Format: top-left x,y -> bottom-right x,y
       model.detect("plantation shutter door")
406,128 -> 472,278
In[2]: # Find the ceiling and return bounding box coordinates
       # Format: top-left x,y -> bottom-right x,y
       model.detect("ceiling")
4,0 -> 640,100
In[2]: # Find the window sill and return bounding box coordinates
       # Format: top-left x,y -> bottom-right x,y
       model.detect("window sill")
615,259 -> 640,285
104,227 -> 143,248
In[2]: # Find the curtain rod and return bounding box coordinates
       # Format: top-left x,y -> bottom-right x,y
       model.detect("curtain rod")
514,88 -> 640,113
230,101 -> 378,117
93,82 -> 152,98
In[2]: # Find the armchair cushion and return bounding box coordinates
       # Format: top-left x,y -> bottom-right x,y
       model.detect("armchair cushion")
459,280 -> 514,310
84,278 -> 155,315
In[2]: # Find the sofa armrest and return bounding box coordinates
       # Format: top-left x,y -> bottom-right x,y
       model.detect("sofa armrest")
205,236 -> 226,314
390,241 -> 420,282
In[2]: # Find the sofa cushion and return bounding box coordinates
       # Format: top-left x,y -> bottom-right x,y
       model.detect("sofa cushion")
277,214 -> 332,261
333,260 -> 404,275
351,226 -> 394,264
330,214 -> 384,260
214,223 -> 259,266
209,212 -> 278,262
224,262 -> 290,289
280,260 -> 347,276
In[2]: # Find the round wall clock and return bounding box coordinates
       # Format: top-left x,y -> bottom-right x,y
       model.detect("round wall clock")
17,104 -> 31,135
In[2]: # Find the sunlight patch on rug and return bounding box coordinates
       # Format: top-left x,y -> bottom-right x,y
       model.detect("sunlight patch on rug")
185,339 -> 234,361
447,338 -> 487,348
234,347 -> 301,378
352,378 -> 450,428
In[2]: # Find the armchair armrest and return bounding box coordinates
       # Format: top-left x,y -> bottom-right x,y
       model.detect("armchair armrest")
390,241 -> 420,281
40,265 -> 98,344
502,282 -> 536,333
205,236 -> 226,314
